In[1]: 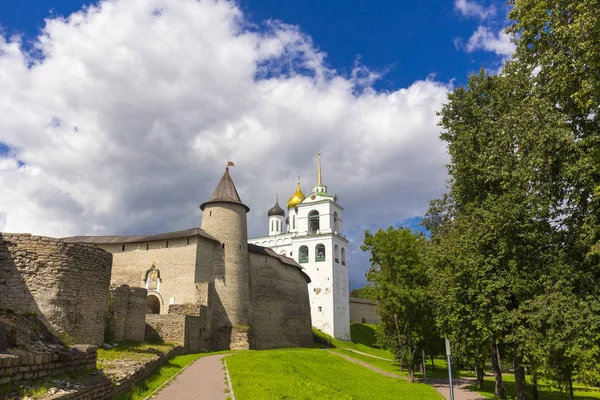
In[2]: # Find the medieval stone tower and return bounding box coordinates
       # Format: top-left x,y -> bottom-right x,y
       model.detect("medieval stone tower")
200,166 -> 251,349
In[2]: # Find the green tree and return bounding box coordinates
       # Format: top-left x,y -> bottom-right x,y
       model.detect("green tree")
349,285 -> 378,301
361,227 -> 438,382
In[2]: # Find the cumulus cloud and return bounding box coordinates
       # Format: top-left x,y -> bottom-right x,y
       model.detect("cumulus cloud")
466,26 -> 515,56
0,0 -> 450,288
454,0 -> 496,20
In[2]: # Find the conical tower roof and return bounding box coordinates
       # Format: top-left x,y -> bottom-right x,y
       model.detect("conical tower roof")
200,168 -> 250,212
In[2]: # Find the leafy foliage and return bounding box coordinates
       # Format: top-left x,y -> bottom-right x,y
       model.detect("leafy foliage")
361,227 -> 440,382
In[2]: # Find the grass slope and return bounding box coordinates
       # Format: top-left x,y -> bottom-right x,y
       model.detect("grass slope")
333,348 -> 471,380
470,374 -> 600,400
350,323 -> 378,348
226,349 -> 441,400
313,324 -> 394,359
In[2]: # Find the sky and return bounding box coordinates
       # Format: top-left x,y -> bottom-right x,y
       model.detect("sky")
0,0 -> 513,289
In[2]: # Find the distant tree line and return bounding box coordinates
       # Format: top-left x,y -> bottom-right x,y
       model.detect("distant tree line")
359,1 -> 600,398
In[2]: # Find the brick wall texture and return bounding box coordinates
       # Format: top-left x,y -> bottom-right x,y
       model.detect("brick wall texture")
0,345 -> 96,387
145,314 -> 210,352
349,297 -> 380,324
109,285 -> 147,342
248,252 -> 313,349
201,202 -> 251,350
0,233 -> 112,345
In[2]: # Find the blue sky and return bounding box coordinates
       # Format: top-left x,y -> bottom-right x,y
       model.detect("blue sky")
0,0 -> 507,89
0,0 -> 511,289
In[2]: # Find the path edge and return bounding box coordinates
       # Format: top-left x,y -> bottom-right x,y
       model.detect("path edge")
223,356 -> 236,400
142,354 -> 200,400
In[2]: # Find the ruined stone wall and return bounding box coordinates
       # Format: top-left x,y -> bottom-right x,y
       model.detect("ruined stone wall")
349,297 -> 380,324
0,345 -> 96,387
0,233 -> 112,345
248,252 -> 313,349
145,314 -> 209,352
109,285 -> 147,342
98,235 -> 217,314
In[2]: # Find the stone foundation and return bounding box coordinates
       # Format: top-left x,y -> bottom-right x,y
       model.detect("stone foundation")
145,314 -> 210,352
231,327 -> 250,350
0,345 -> 96,387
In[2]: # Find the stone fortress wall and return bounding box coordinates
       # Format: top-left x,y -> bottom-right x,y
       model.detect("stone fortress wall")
109,285 -> 147,342
349,297 -> 380,325
0,233 -> 112,345
248,247 -> 313,349
97,235 -> 215,310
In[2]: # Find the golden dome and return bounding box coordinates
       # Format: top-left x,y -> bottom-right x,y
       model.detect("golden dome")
287,177 -> 305,209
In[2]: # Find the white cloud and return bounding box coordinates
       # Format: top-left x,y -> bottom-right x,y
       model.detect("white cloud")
454,0 -> 496,20
0,0 -> 450,287
466,26 -> 515,57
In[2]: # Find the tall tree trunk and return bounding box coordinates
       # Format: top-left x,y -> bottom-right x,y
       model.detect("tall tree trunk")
393,313 -> 404,372
430,355 -> 435,371
408,364 -> 415,383
420,357 -> 425,374
569,376 -> 574,400
490,338 -> 506,399
532,372 -> 539,400
476,362 -> 485,389
514,355 -> 528,400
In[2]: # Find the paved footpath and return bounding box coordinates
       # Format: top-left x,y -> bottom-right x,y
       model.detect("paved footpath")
151,354 -> 231,400
332,351 -> 486,400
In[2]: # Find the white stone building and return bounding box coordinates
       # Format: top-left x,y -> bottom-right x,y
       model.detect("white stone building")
249,154 -> 351,340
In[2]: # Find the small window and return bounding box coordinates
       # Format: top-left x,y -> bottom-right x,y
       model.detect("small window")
315,244 -> 326,262
187,237 -> 190,245
341,247 -> 346,266
334,212 -> 339,233
271,220 -> 274,232
308,210 -> 320,234
318,306 -> 322,312
122,245 -> 125,252
146,244 -> 149,250
293,215 -> 296,229
166,241 -> 169,248
299,246 -> 309,263
334,244 -> 339,263
222,243 -> 225,249
209,211 -> 212,216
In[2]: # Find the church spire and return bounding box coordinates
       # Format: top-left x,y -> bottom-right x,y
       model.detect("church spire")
312,152 -> 327,194
317,151 -> 323,186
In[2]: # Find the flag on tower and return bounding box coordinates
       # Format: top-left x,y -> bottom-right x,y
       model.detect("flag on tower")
228,161 -> 235,167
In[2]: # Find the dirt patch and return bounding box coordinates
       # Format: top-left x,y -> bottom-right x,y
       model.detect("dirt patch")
0,310 -> 63,353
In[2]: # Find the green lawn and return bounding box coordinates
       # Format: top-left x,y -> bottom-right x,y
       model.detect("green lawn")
469,374 -> 600,400
333,348 -> 472,380
314,324 -> 394,359
350,323 -> 379,348
97,341 -> 175,367
226,348 -> 442,399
